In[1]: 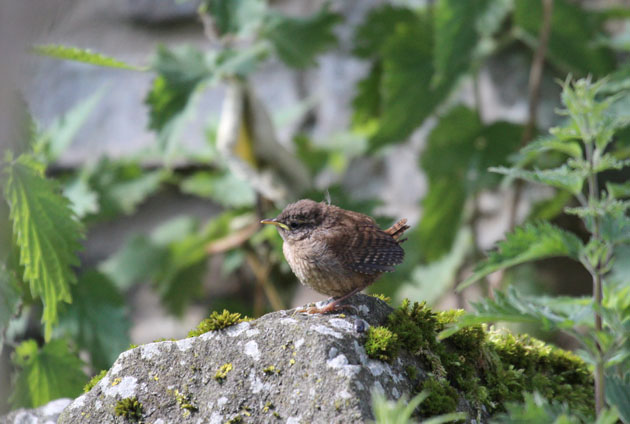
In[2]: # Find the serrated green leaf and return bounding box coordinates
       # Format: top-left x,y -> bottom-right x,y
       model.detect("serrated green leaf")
519,136 -> 583,160
433,0 -> 491,86
514,0 -> 615,77
441,286 -> 591,339
57,271 -> 130,370
202,0 -> 266,37
32,44 -> 143,71
263,6 -> 341,69
369,15 -> 454,149
605,373 -> 630,424
457,221 -> 584,290
4,155 -> 83,339
491,165 -> 585,195
145,45 -> 210,153
10,339 -> 86,408
180,171 -> 256,208
419,106 -> 522,259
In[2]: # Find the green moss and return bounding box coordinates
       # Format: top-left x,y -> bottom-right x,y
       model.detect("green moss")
364,299 -> 595,419
370,293 -> 392,303
263,402 -> 275,413
365,326 -> 399,361
263,365 -> 279,375
188,309 -> 250,337
226,415 -> 243,423
405,365 -> 418,381
114,397 -> 143,421
419,377 -> 458,416
174,389 -> 198,414
388,299 -> 439,353
214,363 -> 233,382
83,369 -> 107,393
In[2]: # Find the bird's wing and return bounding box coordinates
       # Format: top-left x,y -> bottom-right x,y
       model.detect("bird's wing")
327,223 -> 406,275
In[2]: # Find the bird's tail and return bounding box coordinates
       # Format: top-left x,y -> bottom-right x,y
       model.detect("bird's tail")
386,218 -> 410,243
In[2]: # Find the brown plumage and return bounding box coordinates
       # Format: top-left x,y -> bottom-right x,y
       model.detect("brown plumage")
261,199 -> 409,313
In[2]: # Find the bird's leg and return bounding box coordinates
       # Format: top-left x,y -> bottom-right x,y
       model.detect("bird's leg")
296,287 -> 362,314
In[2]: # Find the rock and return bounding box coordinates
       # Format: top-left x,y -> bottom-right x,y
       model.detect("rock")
1,398 -> 72,424
55,294 -> 452,423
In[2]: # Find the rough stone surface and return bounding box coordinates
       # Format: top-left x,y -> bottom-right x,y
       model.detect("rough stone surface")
50,294 -> 470,424
1,398 -> 72,424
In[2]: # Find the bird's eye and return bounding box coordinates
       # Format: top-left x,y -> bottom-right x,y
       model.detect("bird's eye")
289,221 -> 301,230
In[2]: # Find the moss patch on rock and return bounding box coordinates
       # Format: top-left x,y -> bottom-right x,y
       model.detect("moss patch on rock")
364,299 -> 594,419
114,397 -> 143,421
188,310 -> 250,337
83,369 -> 107,393
365,326 -> 399,362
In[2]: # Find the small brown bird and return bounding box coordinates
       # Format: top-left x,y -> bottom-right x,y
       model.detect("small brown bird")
261,199 -> 409,313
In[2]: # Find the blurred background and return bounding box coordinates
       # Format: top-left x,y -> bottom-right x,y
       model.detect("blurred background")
1,0 -> 629,414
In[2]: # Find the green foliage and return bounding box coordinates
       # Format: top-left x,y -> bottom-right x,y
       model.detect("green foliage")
606,373 -> 630,423
145,45 -> 210,153
10,339 -> 86,408
32,45 -> 142,70
83,369 -> 107,393
419,106 -> 522,260
0,270 -> 21,349
419,378 -> 458,416
440,286 -> 591,339
188,310 -> 248,337
57,271 -> 130,370
371,390 -> 466,424
514,0 -> 615,77
114,397 -> 143,421
433,0 -> 493,86
180,171 -> 256,208
458,222 -> 583,290
491,392 -> 613,424
491,165 -> 586,195
75,157 -> 166,221
4,155 -> 84,339
202,0 -> 265,37
262,6 -> 341,69
101,214 -> 240,314
369,13 -> 453,149
365,326 -> 399,362
33,89 -> 103,164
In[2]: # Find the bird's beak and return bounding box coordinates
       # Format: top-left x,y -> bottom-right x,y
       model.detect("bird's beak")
260,218 -> 289,231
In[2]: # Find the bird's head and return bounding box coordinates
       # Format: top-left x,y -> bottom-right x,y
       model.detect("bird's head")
261,199 -> 326,242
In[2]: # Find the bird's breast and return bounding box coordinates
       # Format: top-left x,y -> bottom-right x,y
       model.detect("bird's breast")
282,238 -> 370,297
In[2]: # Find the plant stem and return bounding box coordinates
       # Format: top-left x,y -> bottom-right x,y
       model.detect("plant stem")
585,140 -> 605,415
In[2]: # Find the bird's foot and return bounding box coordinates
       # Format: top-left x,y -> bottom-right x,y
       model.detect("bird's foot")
295,300 -> 358,315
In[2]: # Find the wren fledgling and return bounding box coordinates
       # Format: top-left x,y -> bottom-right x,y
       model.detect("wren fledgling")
261,199 -> 409,313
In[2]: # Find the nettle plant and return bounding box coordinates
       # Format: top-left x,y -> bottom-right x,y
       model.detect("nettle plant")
447,77 -> 630,422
